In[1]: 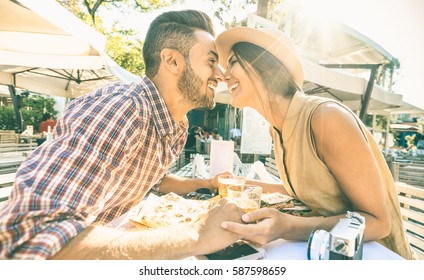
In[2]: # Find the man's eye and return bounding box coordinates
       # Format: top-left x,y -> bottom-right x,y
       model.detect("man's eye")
209,58 -> 216,64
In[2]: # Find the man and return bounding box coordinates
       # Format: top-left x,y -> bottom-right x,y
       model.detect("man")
0,10 -> 241,260
230,127 -> 241,146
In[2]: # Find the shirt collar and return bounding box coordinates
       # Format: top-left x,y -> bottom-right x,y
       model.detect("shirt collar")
142,77 -> 189,137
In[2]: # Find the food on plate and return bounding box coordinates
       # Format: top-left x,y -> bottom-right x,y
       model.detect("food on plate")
184,188 -> 215,200
129,192 -> 216,228
261,192 -> 311,216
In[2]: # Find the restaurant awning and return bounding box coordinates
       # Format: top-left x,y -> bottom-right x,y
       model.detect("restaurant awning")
301,58 -> 402,112
215,55 -> 403,112
371,100 -> 424,116
219,13 -> 404,119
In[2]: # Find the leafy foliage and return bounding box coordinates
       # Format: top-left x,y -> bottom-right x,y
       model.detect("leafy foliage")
364,114 -> 388,130
57,0 -> 178,76
58,1 -> 181,23
0,107 -> 19,131
211,0 -> 257,26
106,29 -> 145,76
56,0 -> 259,76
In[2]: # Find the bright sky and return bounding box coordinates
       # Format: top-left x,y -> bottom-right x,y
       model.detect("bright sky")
103,0 -> 424,110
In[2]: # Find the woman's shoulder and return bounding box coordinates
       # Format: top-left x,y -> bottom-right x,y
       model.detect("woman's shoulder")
311,102 -> 367,145
312,101 -> 356,123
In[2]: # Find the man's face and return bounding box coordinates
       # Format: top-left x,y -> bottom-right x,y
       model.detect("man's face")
178,30 -> 223,110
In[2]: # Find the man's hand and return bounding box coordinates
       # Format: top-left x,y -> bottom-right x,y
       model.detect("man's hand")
194,198 -> 243,255
208,171 -> 233,195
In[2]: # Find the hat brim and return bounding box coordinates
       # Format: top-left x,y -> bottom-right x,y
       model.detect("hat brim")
216,27 -> 304,88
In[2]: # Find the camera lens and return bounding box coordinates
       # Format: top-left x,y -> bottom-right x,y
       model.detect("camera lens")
307,229 -> 330,260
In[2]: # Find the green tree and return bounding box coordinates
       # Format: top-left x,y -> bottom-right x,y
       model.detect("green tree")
210,0 -> 256,26
55,0 -> 267,76
0,107 -> 19,131
57,0 -> 182,76
106,28 -> 145,76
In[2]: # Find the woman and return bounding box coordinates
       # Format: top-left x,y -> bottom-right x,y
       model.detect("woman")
216,27 -> 415,259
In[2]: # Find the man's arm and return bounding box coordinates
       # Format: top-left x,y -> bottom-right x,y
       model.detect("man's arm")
50,199 -> 243,259
50,224 -> 200,260
159,173 -> 289,196
158,173 -> 217,195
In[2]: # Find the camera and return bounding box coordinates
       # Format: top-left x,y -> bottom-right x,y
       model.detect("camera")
307,211 -> 365,260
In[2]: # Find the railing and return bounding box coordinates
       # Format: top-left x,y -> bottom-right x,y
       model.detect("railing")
392,161 -> 424,188
0,172 -> 15,210
396,182 -> 424,259
0,143 -> 38,154
264,157 -> 281,182
0,131 -> 19,144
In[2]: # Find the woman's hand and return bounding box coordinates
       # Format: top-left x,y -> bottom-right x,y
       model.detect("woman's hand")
195,198 -> 244,255
221,208 -> 293,246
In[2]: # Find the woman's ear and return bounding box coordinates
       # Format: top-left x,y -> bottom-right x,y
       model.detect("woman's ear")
160,49 -> 184,75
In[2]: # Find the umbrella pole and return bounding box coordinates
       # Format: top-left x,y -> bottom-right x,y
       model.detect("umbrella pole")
8,85 -> 24,133
358,65 -> 379,121
320,63 -> 381,122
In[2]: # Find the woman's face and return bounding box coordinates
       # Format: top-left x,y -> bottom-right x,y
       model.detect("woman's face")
223,51 -> 265,109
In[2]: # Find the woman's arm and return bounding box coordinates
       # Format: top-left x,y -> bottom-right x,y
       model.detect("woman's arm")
245,178 -> 289,195
221,103 -> 390,245
311,103 -> 391,241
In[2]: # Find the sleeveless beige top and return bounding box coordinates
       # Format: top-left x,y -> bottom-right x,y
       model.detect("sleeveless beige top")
270,92 -> 415,259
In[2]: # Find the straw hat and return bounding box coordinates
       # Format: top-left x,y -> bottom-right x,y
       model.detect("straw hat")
216,26 -> 304,88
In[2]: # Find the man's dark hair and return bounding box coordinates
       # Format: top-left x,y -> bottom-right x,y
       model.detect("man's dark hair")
143,10 -> 215,78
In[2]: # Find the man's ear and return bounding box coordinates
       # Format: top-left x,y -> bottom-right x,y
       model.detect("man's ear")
160,48 -> 184,75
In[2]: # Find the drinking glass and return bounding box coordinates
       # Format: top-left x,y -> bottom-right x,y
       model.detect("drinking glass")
218,174 -> 245,197
227,184 -> 262,213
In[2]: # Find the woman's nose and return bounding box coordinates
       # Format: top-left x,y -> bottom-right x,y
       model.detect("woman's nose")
214,65 -> 224,82
223,69 -> 232,82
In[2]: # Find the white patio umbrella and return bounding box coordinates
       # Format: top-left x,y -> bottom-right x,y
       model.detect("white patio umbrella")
0,0 -> 141,131
0,0 -> 140,99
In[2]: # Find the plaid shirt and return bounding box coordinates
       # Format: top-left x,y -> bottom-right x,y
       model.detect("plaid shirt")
0,77 -> 188,259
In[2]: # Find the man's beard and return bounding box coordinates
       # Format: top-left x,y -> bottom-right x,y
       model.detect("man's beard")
178,62 -> 215,110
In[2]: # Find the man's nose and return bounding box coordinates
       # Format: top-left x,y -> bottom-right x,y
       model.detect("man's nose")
214,65 -> 225,82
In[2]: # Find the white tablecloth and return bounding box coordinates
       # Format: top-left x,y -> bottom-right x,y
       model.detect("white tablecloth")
263,239 -> 404,260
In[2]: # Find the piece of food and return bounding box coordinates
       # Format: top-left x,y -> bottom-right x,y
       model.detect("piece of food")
129,192 -> 215,228
261,192 -> 311,216
184,187 -> 215,200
